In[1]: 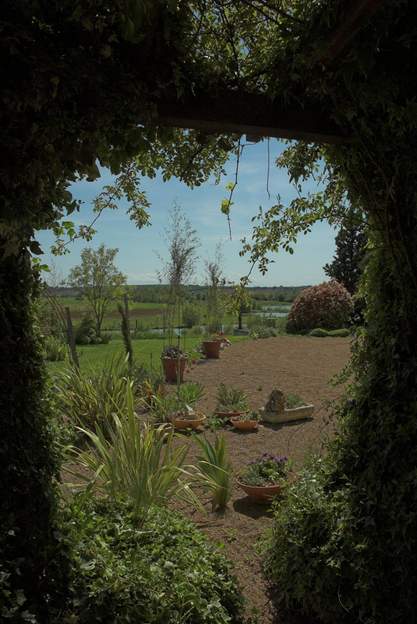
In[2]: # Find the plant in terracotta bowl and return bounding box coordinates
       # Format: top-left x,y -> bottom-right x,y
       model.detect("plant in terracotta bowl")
215,383 -> 248,419
238,453 -> 289,502
168,382 -> 206,430
230,410 -> 260,431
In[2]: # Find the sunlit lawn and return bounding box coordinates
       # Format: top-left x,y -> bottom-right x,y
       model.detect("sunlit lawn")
47,335 -> 249,376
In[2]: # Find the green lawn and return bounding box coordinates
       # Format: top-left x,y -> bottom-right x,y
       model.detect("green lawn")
47,335 -> 249,376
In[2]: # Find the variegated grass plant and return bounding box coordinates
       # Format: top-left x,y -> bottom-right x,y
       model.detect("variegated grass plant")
67,383 -> 201,523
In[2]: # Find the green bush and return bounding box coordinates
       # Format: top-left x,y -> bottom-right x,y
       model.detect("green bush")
327,328 -> 350,337
75,315 -> 96,345
309,327 -> 350,337
65,497 -> 244,624
250,327 -> 278,339
263,458 -> 347,623
287,280 -> 353,334
309,327 -> 330,337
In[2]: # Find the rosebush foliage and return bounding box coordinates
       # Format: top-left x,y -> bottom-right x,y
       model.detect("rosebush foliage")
65,497 -> 244,624
286,280 -> 353,334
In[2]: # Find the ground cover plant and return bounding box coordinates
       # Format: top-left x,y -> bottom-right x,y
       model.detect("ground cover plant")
239,454 -> 289,488
65,496 -> 244,624
216,384 -> 249,414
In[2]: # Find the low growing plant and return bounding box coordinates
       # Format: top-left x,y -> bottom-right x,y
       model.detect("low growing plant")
193,435 -> 232,511
150,382 -> 204,422
64,497 -> 244,623
240,453 -> 289,487
285,394 -> 306,409
233,410 -> 260,422
216,383 -> 249,413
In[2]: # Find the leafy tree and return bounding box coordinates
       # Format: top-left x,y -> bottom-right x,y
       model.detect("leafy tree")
68,245 -> 126,336
324,209 -> 367,294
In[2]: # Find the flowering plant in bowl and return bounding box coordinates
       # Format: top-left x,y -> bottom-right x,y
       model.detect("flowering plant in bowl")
238,453 -> 289,502
230,410 -> 260,431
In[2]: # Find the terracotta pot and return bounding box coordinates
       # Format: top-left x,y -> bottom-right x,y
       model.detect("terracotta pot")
215,410 -> 246,420
237,481 -> 282,503
230,417 -> 258,431
202,340 -> 221,359
161,357 -> 186,383
171,413 -> 206,430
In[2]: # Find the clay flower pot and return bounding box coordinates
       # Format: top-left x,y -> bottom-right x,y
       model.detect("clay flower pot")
170,412 -> 206,430
230,417 -> 258,431
202,340 -> 221,359
237,481 -> 282,503
161,357 -> 187,383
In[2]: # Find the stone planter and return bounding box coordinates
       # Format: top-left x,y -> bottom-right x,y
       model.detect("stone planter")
230,417 -> 258,431
161,357 -> 187,383
202,340 -> 221,359
237,481 -> 282,503
261,404 -> 314,424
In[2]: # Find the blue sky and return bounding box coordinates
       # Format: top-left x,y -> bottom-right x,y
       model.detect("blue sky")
37,139 -> 336,287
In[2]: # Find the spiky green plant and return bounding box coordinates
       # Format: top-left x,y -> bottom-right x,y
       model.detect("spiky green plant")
67,383 -> 200,523
193,434 -> 232,511
55,356 -> 131,433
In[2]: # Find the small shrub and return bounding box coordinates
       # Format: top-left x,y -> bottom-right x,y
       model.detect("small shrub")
263,458 -> 346,623
250,327 -> 278,339
240,453 -> 289,487
309,327 -> 330,337
75,315 -> 96,345
286,280 -> 353,334
43,335 -> 66,361
327,328 -> 350,337
65,497 -> 244,623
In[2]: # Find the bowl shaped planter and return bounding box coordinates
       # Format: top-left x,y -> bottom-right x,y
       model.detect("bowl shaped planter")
162,357 -> 187,383
261,404 -> 314,424
230,417 -> 258,431
237,481 -> 282,503
170,412 -> 206,430
202,340 -> 221,359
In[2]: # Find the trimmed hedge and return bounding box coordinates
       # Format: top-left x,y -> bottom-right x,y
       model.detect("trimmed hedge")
65,497 -> 244,624
309,328 -> 350,337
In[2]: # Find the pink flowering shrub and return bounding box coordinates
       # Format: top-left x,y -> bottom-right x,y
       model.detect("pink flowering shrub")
286,280 -> 353,333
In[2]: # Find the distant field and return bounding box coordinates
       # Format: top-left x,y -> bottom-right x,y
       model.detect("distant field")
46,335 -> 249,375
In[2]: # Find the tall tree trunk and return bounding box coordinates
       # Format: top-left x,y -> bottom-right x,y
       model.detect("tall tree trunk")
0,240 -> 69,621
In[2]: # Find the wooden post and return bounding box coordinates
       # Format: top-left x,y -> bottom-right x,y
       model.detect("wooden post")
65,306 -> 79,369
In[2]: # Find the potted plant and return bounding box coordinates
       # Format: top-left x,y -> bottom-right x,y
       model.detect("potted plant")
230,410 -> 260,431
168,382 -> 206,430
201,335 -> 221,359
215,383 -> 249,418
237,453 -> 289,502
161,345 -> 188,383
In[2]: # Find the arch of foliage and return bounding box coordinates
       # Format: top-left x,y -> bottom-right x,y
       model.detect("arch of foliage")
1,2 -> 417,622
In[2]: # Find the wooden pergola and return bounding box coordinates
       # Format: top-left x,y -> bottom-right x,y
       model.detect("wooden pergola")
152,0 -> 383,144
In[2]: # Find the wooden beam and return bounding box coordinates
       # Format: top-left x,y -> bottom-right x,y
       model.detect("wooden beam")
319,0 -> 385,64
155,90 -> 352,144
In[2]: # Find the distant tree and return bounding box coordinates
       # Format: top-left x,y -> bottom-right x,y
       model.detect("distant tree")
69,245 -> 126,336
324,210 -> 367,294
